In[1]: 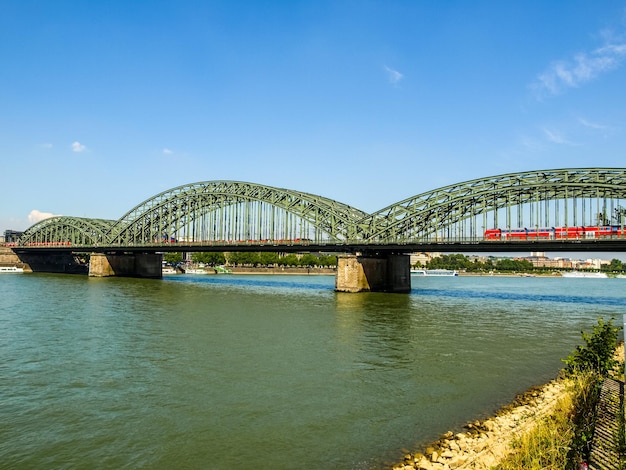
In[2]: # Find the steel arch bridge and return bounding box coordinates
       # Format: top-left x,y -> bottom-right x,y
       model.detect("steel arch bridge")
16,168 -> 626,252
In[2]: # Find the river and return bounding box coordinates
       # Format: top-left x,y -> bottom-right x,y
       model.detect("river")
1,273 -> 623,469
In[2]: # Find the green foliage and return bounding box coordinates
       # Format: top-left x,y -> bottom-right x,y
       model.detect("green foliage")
565,372 -> 601,468
425,254 -> 535,273
495,258 -> 534,271
163,252 -> 182,264
499,318 -> 621,470
227,251 -> 260,266
562,318 -> 623,467
497,390 -> 576,470
278,254 -> 300,266
208,252 -> 336,268
318,255 -> 337,267
299,253 -> 319,267
258,252 -> 279,266
427,254 -> 472,270
191,252 -> 226,265
563,317 -> 620,377
602,258 -> 624,272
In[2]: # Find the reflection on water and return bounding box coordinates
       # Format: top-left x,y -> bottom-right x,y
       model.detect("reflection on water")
1,274 -> 623,469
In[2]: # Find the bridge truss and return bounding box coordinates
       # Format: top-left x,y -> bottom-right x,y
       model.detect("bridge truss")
16,168 -> 626,250
365,168 -> 626,243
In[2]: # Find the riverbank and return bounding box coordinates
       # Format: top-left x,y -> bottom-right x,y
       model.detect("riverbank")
392,342 -> 625,469
391,379 -> 567,469
227,266 -> 335,275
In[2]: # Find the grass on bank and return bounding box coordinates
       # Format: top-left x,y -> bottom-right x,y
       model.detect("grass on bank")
496,317 -> 624,470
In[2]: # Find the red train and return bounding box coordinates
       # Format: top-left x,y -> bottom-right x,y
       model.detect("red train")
484,225 -> 626,240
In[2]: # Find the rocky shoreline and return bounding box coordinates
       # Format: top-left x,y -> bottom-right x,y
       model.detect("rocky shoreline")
391,379 -> 566,470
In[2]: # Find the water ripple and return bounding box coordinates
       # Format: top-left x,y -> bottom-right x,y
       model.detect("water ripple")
412,287 -> 623,306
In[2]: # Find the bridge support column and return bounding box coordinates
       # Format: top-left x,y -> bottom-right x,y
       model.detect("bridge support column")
335,254 -> 411,293
11,250 -> 86,273
89,253 -> 163,278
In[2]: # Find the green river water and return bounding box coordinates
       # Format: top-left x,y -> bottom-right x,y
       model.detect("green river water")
1,273 -> 623,469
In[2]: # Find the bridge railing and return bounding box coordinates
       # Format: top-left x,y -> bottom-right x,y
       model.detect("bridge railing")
13,233 -> 626,252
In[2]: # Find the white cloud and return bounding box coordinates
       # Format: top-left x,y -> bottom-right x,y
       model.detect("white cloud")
542,127 -> 575,145
384,65 -> 404,85
519,135 -> 543,152
578,117 -> 608,130
28,209 -> 59,224
71,141 -> 87,152
163,148 -> 173,155
532,38 -> 626,97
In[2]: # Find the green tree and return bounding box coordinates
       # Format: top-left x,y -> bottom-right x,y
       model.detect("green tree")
427,254 -> 471,270
299,254 -> 319,267
279,254 -> 300,266
318,255 -> 337,267
163,252 -> 183,264
239,252 -> 261,266
495,258 -> 534,271
258,252 -> 279,266
226,251 -> 260,266
563,317 -> 620,376
192,252 -> 226,265
602,258 -> 623,272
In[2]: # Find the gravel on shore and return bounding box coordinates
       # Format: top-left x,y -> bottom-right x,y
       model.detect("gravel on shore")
391,379 -> 567,470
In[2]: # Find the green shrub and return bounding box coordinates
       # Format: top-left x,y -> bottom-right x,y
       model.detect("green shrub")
498,318 -> 622,469
563,317 -> 620,377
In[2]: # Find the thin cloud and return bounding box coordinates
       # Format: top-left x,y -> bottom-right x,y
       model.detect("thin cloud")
163,148 -> 173,155
384,65 -> 404,86
71,141 -> 87,152
519,135 -> 543,152
542,127 -> 575,145
28,209 -> 59,224
532,38 -> 626,97
578,117 -> 608,130
40,143 -> 53,149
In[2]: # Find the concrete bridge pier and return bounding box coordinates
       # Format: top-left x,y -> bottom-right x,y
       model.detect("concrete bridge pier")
89,253 -> 163,278
335,253 -> 411,293
9,249 -> 87,274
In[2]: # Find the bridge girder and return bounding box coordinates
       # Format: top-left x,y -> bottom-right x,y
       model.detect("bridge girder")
106,181 -> 368,245
361,168 -> 626,242
18,216 -> 116,245
16,168 -> 626,248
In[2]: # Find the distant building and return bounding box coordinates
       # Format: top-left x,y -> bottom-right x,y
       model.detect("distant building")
522,252 -> 610,269
3,230 -> 23,243
410,252 -> 440,266
573,258 -> 610,270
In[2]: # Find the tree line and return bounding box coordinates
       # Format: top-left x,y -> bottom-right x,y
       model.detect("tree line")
420,253 -> 625,273
164,251 -> 338,268
163,252 -> 625,272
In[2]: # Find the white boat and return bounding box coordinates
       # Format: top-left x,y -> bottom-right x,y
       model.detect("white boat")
561,271 -> 608,279
183,268 -> 207,274
411,269 -> 458,276
162,267 -> 177,274
0,266 -> 24,273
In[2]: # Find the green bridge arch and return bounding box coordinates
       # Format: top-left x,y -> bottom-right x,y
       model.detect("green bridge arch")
19,216 -> 116,246
16,168 -> 626,248
361,168 -> 626,243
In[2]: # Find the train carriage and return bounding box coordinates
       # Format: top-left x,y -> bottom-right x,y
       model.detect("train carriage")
484,226 -> 625,240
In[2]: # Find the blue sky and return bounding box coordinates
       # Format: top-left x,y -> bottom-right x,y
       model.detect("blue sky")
2,1 -> 626,234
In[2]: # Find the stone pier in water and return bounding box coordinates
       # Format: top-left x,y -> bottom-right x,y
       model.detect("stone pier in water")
335,253 -> 411,293
88,253 -> 163,278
